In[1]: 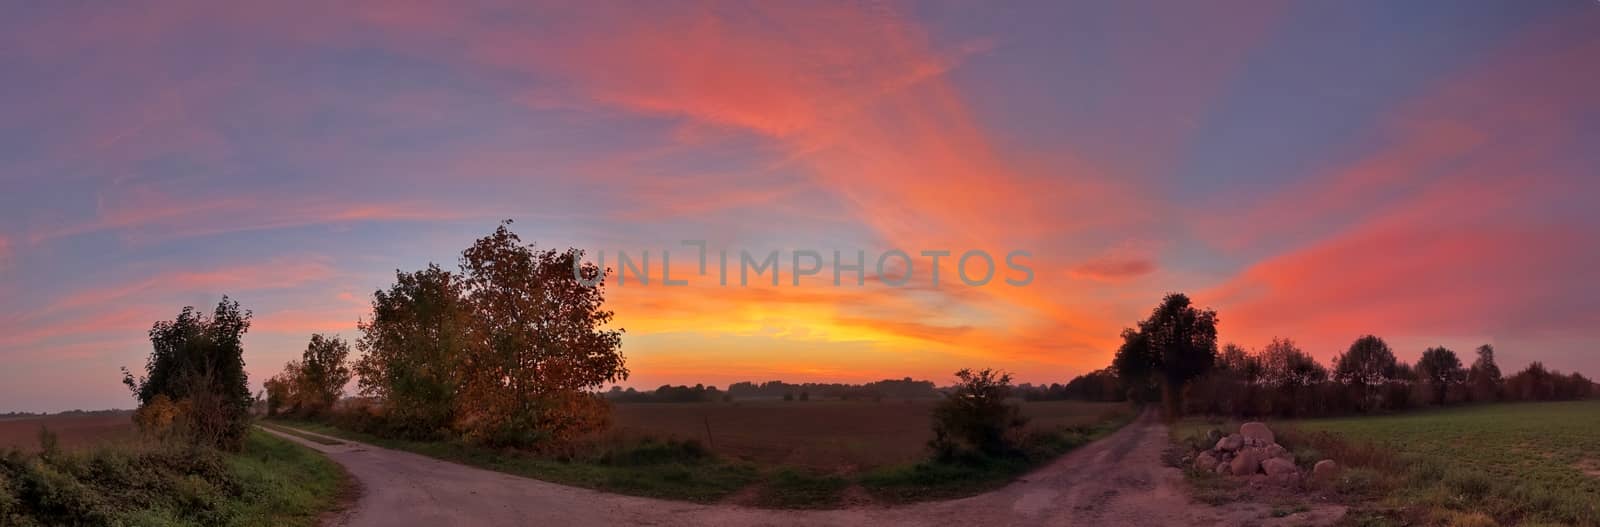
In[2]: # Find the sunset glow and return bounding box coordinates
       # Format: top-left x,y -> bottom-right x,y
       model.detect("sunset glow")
3,1 -> 1598,412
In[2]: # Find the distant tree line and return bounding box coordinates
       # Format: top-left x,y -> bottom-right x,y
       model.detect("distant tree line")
1016,369 -> 1125,402
602,377 -> 943,403
723,378 -> 941,401
1092,293 -> 1595,419
605,384 -> 729,403
1185,338 -> 1595,417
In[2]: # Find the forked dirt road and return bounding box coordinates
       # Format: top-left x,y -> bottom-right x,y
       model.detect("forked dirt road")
263,409 -> 1342,526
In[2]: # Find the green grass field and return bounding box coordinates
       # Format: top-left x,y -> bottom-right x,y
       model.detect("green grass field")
1283,401 -> 1600,526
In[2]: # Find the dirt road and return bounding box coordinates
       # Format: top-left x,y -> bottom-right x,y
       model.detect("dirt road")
263,409 -> 1342,526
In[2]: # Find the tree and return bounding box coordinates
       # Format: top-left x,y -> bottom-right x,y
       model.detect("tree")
263,363 -> 299,417
1467,344 -> 1503,401
1333,335 -> 1397,411
1261,337 -> 1325,388
295,334 -> 352,416
454,221 -> 627,446
1113,293 -> 1219,419
354,265 -> 474,438
1416,346 -> 1465,405
929,368 -> 1027,459
1218,343 -> 1263,385
121,297 -> 254,450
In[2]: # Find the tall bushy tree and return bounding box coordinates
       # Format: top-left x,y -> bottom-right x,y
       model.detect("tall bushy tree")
1467,344 -> 1503,401
121,297 -> 253,450
1333,335 -> 1397,411
455,221 -> 627,446
354,265 -> 474,438
1416,346 -> 1466,405
1113,293 -> 1219,419
1261,337 -> 1326,388
299,333 -> 355,413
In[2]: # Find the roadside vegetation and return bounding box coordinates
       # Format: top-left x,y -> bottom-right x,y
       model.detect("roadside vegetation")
0,427 -> 345,526
2,297 -> 351,526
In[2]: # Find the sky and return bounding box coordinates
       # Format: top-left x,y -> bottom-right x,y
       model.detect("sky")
2,1 -> 1598,412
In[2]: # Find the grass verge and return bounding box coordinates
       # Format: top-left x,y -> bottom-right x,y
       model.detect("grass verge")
0,429 -> 349,526
259,423 -> 344,445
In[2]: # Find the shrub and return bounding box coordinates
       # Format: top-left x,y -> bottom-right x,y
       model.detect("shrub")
929,368 -> 1027,460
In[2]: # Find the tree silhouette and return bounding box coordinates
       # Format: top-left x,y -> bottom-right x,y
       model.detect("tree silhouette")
1416,346 -> 1466,405
929,368 -> 1026,459
1333,335 -> 1397,411
121,297 -> 253,450
1468,344 -> 1503,401
1113,293 -> 1218,419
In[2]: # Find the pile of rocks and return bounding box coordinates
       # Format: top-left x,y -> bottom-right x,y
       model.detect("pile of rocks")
1192,422 -> 1339,486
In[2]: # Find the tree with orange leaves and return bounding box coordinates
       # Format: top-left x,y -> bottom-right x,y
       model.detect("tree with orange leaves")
454,220 -> 626,446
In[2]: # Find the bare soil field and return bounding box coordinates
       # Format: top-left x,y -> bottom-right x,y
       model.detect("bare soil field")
608,400 -> 1126,470
0,411 -> 136,451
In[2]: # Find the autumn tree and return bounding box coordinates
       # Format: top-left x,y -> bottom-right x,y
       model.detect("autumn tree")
1333,335 -> 1398,411
354,265 -> 474,438
1113,293 -> 1218,419
121,297 -> 254,450
1416,346 -> 1466,405
295,334 -> 352,416
263,362 -> 299,417
1467,344 -> 1503,401
454,221 -> 626,446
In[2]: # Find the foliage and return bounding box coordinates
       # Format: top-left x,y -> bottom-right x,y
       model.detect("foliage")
1467,344 -> 1504,402
353,264 -> 473,439
1112,293 -> 1219,417
1505,362 -> 1595,401
265,335 -> 353,418
1333,335 -> 1399,411
1016,368 -> 1125,402
929,368 -> 1027,460
862,411 -> 1132,503
1416,346 -> 1466,405
121,298 -> 254,450
606,384 -> 725,403
351,222 -> 628,448
454,221 -> 627,446
0,430 -> 345,527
